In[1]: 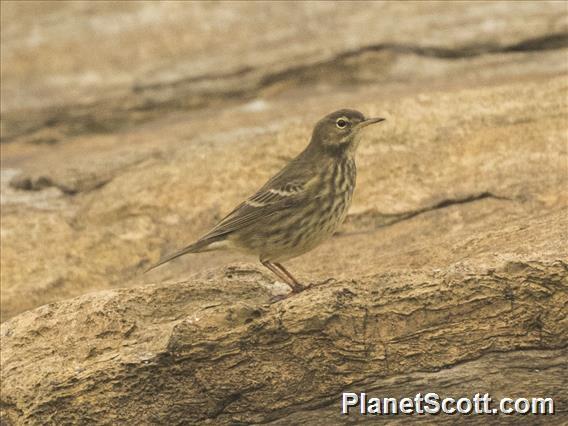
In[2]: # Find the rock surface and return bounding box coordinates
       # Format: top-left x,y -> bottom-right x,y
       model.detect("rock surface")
1,261 -> 567,423
1,1 -> 567,424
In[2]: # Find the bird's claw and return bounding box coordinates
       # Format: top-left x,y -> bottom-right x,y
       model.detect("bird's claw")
290,283 -> 306,293
268,293 -> 289,304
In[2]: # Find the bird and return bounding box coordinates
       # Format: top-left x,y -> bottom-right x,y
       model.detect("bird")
146,109 -> 385,298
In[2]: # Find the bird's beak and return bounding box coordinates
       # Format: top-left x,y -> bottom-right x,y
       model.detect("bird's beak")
356,117 -> 386,130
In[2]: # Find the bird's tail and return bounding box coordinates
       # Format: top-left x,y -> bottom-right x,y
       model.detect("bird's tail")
144,237 -> 221,273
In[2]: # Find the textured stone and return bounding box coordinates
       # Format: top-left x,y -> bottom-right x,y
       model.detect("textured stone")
1,260 -> 566,423
2,76 -> 566,321
1,2 -> 567,424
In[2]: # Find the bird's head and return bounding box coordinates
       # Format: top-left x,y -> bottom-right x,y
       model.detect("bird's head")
309,109 -> 385,156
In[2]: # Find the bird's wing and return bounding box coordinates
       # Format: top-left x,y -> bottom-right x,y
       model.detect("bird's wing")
200,164 -> 317,241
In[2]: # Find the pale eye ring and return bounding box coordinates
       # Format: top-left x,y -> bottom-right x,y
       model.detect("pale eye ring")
336,118 -> 348,129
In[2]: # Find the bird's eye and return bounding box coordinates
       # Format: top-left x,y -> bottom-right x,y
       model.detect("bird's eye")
336,118 -> 348,129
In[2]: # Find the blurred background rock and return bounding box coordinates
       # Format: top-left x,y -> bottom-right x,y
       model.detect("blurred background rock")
1,1 -> 566,318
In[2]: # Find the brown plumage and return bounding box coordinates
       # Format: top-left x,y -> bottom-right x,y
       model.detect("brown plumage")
146,109 -> 385,297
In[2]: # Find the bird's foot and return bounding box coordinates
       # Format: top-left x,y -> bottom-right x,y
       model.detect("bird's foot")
268,283 -> 305,304
290,282 -> 306,293
268,278 -> 334,303
306,277 -> 335,290
268,293 -> 290,304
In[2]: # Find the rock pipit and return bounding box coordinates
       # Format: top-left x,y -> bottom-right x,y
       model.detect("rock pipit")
147,109 -> 385,297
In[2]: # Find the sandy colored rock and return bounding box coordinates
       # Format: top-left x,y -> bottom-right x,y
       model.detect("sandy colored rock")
1,1 -> 567,143
2,76 -> 566,321
1,2 -> 567,424
1,258 -> 566,423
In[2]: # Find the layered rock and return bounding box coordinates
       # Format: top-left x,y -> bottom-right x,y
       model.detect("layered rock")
1,1 -> 567,424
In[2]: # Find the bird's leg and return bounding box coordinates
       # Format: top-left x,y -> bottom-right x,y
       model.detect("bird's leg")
261,260 -> 295,288
274,263 -> 305,293
261,261 -> 305,303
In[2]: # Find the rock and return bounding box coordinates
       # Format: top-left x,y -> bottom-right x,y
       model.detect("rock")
1,261 -> 566,423
2,75 -> 566,321
1,2 -> 567,424
1,2 -> 567,142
